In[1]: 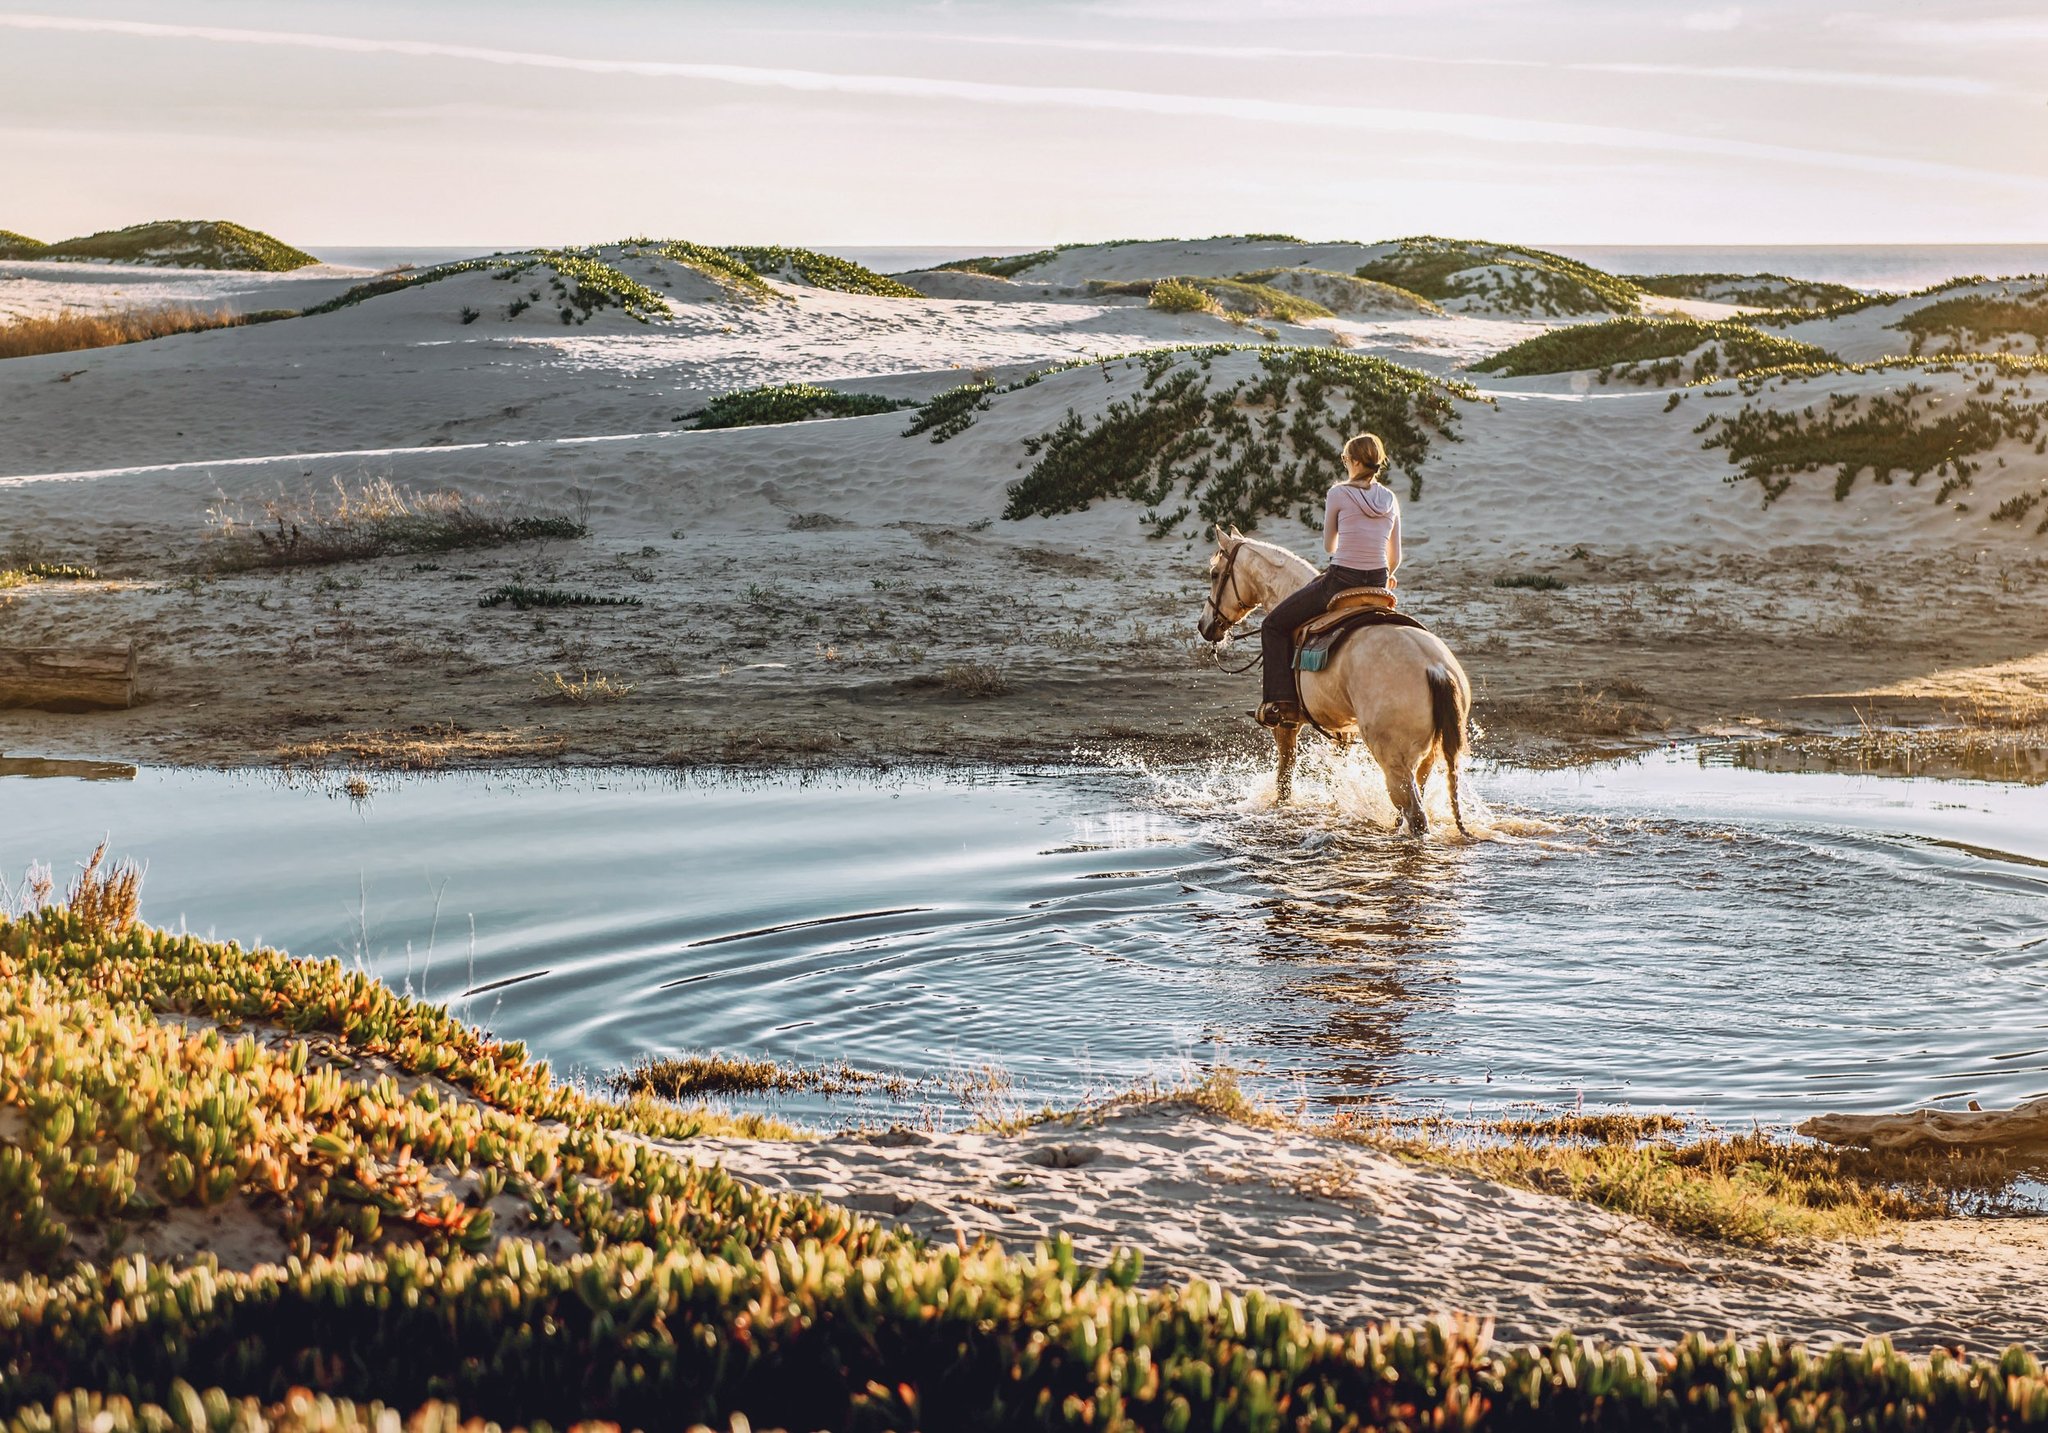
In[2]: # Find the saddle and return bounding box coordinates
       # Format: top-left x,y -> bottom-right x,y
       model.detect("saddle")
1294,587 -> 1429,672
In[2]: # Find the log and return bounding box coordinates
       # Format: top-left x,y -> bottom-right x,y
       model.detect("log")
1797,1098 -> 2048,1152
0,644 -> 137,710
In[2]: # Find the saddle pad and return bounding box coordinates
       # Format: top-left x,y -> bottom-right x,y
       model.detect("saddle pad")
1295,606 -> 1431,672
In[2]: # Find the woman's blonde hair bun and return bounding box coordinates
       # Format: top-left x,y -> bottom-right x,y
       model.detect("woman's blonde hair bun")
1343,433 -> 1388,477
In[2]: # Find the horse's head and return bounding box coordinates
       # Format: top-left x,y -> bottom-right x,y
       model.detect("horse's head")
1197,523 -> 1256,643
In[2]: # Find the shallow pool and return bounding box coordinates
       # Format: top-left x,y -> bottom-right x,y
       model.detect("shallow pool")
3,747 -> 2043,1127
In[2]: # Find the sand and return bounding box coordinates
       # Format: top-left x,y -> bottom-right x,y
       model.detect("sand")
0,238 -> 2041,776
682,1102 -> 2048,1355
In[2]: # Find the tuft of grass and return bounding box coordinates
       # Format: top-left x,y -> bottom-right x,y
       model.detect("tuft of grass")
612,1053 -> 914,1100
34,219 -> 316,271
0,562 -> 98,589
1104,275 -> 1333,323
0,305 -> 267,360
480,586 -> 640,611
533,669 -> 634,703
921,661 -> 1011,698
206,479 -> 587,571
685,383 -> 913,430
63,843 -> 141,939
1493,572 -> 1566,591
1471,317 -> 1835,382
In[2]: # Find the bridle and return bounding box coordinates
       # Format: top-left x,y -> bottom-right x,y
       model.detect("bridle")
1201,542 -> 1265,674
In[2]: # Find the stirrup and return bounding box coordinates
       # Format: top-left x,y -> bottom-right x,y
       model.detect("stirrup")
1256,702 -> 1305,728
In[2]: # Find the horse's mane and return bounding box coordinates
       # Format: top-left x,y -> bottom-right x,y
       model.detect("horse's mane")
1225,533 -> 1315,579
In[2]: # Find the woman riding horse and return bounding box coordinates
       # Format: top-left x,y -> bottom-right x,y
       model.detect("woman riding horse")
1257,433 -> 1401,729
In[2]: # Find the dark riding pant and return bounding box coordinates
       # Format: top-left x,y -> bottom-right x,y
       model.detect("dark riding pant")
1260,564 -> 1387,705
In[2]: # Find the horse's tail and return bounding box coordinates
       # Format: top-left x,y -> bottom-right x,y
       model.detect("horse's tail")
1426,665 -> 1468,838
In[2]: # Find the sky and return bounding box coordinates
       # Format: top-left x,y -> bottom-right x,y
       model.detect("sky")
1,0 -> 2044,248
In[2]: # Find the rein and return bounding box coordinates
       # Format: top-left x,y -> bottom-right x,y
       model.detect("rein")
1203,542 -> 1265,673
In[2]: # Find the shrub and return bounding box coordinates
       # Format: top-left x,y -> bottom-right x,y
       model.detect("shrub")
1471,318 -> 1836,383
997,345 -> 1478,534
716,245 -> 921,298
1145,277 -> 1221,315
1696,361 -> 2048,506
1494,572 -> 1567,591
36,219 -> 317,271
685,383 -> 912,429
1357,236 -> 1641,316
902,379 -> 997,440
0,305 -> 263,360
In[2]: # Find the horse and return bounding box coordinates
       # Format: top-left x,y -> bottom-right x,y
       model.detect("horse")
1196,524 -> 1472,836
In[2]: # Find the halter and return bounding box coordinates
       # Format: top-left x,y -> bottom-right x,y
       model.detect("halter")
1202,541 -> 1265,673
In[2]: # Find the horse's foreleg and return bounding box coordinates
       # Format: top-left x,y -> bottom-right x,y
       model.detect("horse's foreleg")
1273,725 -> 1299,805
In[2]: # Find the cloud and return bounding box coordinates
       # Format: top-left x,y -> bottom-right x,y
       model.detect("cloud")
1576,61 -> 2006,97
1,10 -> 2040,192
1681,7 -> 1744,30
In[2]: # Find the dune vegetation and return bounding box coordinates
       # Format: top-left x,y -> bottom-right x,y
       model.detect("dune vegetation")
933,238 -> 1152,279
1747,276 -> 1982,328
0,305 -> 293,361
1893,289 -> 2048,355
685,382 -> 913,429
304,249 -> 673,324
0,228 -> 47,259
1631,273 -> 1866,310
204,478 -> 589,571
1471,318 -> 1836,384
1234,267 -> 1443,317
29,220 -> 318,272
1355,237 -> 1641,317
1694,356 -> 2048,519
718,244 -> 922,298
1091,275 -> 1334,323
947,345 -> 1479,534
8,875 -> 2048,1430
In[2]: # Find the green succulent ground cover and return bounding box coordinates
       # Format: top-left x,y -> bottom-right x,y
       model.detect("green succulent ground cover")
1471,319 -> 1836,384
717,246 -> 921,298
1630,273 -> 1866,310
1355,238 -> 1641,317
1894,290 -> 2048,356
685,383 -> 913,430
11,888 -> 2048,1428
0,229 -> 47,259
35,221 -> 317,272
1747,277 -> 1982,329
979,346 -> 1477,535
1693,358 -> 2048,525
302,251 -> 668,324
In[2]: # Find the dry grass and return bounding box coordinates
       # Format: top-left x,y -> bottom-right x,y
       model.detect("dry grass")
205,478 -> 586,571
1014,1069 -> 2041,1246
923,662 -> 1011,698
0,562 -> 98,590
274,723 -> 569,772
612,1054 -> 916,1101
0,304 -> 272,360
63,842 -> 141,938
1490,680 -> 1661,737
535,670 -> 633,705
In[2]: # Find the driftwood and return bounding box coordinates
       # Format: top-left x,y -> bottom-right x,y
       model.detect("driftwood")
1798,1098 -> 2048,1152
0,644 -> 137,710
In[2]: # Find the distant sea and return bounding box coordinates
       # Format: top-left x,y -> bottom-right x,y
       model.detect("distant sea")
312,244 -> 2048,293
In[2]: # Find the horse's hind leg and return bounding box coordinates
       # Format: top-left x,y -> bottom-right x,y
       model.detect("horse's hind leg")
1381,761 -> 1428,838
1273,724 -> 1300,805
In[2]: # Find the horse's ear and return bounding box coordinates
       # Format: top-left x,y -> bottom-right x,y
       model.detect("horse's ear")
1212,523 -> 1230,546
1228,524 -> 1242,538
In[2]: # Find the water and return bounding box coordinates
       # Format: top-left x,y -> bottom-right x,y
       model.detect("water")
3,750 -> 2043,1128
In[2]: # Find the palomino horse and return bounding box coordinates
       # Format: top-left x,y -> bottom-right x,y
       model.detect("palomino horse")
1197,525 -> 1471,836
